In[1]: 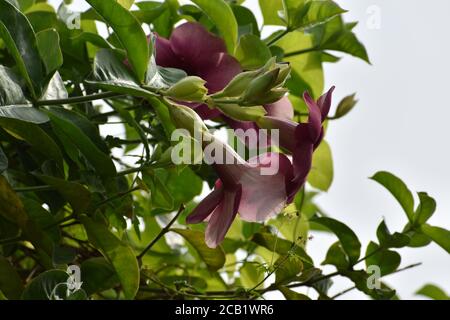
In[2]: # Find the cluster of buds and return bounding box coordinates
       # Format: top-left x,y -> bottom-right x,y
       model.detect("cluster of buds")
211,58 -> 291,107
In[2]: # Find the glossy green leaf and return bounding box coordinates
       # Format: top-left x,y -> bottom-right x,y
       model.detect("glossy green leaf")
322,241 -> 349,269
334,93 -> 358,119
376,221 -> 410,248
0,105 -> 48,124
365,242 -> 401,276
414,192 -> 436,225
80,215 -> 140,299
231,5 -> 260,37
86,0 -> 149,82
235,34 -> 272,70
89,49 -> 155,98
275,255 -> 303,284
40,72 -> 68,101
117,0 -> 134,9
416,284 -> 449,300
240,261 -> 264,288
282,0 -> 346,30
80,257 -> 119,296
33,174 -> 91,214
308,140 -> 333,191
0,116 -> 63,165
36,28 -> 63,76
0,0 -> 44,98
191,0 -> 238,53
47,108 -> 116,177
21,270 -> 69,300
312,217 -> 361,264
0,255 -> 24,299
371,171 -> 415,221
278,285 -> 311,300
259,0 -> 284,26
0,66 -> 28,106
0,146 -> 7,173
172,229 -> 226,271
420,224 -> 450,254
341,269 -> 396,300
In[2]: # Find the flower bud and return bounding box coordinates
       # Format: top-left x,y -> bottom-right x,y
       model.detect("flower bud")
163,76 -> 208,102
167,100 -> 208,136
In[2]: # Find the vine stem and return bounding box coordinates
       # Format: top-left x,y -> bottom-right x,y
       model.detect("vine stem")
35,92 -> 122,106
137,205 -> 185,261
266,29 -> 291,46
284,46 -> 320,58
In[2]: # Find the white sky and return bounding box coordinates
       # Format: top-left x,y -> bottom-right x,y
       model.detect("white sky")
48,0 -> 449,300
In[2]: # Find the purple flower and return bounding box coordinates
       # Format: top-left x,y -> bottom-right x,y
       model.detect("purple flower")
155,22 -> 242,119
155,22 -> 294,122
257,87 -> 335,201
186,138 -> 293,248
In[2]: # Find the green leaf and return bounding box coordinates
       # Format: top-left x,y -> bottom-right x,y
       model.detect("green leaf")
172,229 -> 226,271
283,0 -> 346,31
231,4 -> 260,37
0,146 -> 7,173
365,242 -> 401,276
0,116 -> 63,165
420,224 -> 450,254
36,28 -> 63,76
52,245 -> 76,265
80,215 -> 140,299
278,285 -> 311,300
80,257 -> 119,296
371,171 -> 415,221
191,0 -> 238,53
275,255 -> 303,284
146,56 -> 188,90
313,16 -> 370,63
416,284 -> 449,300
312,217 -> 361,264
40,72 -> 68,101
235,34 -> 272,70
376,221 -> 410,248
334,93 -> 358,119
89,49 -> 154,98
259,0 -> 284,26
86,0 -> 149,82
0,0 -> 45,98
0,66 -> 28,106
341,269 -> 396,300
414,192 -> 436,225
251,232 -> 314,267
240,261 -> 264,288
117,0 -> 134,9
21,270 -> 69,300
322,241 -> 349,269
47,108 -> 116,177
143,170 -> 174,211
0,105 -> 48,124
0,255 -> 24,300
217,104 -> 267,122
308,140 -> 333,191
33,174 -> 91,214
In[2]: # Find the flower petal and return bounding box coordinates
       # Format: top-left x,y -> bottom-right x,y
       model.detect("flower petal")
186,186 -> 223,224
238,153 -> 291,222
303,91 -> 323,142
155,36 -> 180,69
205,185 -> 242,248
170,23 -> 228,72
199,53 -> 242,93
264,97 -> 294,120
317,86 -> 335,121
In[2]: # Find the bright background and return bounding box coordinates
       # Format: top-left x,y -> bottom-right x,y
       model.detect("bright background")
49,0 -> 450,299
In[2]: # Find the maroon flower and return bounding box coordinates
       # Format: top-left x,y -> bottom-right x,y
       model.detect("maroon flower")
186,137 -> 293,248
257,87 -> 335,201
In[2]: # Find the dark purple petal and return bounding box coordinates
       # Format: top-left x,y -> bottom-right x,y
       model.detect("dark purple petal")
257,116 -> 298,151
169,23 -> 228,72
155,36 -> 181,69
186,186 -> 224,224
317,86 -> 335,121
303,91 -> 323,143
199,52 -> 242,93
205,185 -> 242,248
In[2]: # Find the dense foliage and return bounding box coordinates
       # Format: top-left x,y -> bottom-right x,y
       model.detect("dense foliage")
0,0 -> 448,300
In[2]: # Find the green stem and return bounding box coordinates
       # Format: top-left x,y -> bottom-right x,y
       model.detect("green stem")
266,29 -> 291,47
35,92 -> 122,106
137,205 -> 185,261
14,185 -> 54,193
284,46 -> 320,58
0,236 -> 22,245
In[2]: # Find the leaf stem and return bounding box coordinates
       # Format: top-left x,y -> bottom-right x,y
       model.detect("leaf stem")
35,92 -> 122,106
266,29 -> 291,47
14,185 -> 54,193
284,46 -> 320,58
137,204 -> 185,261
